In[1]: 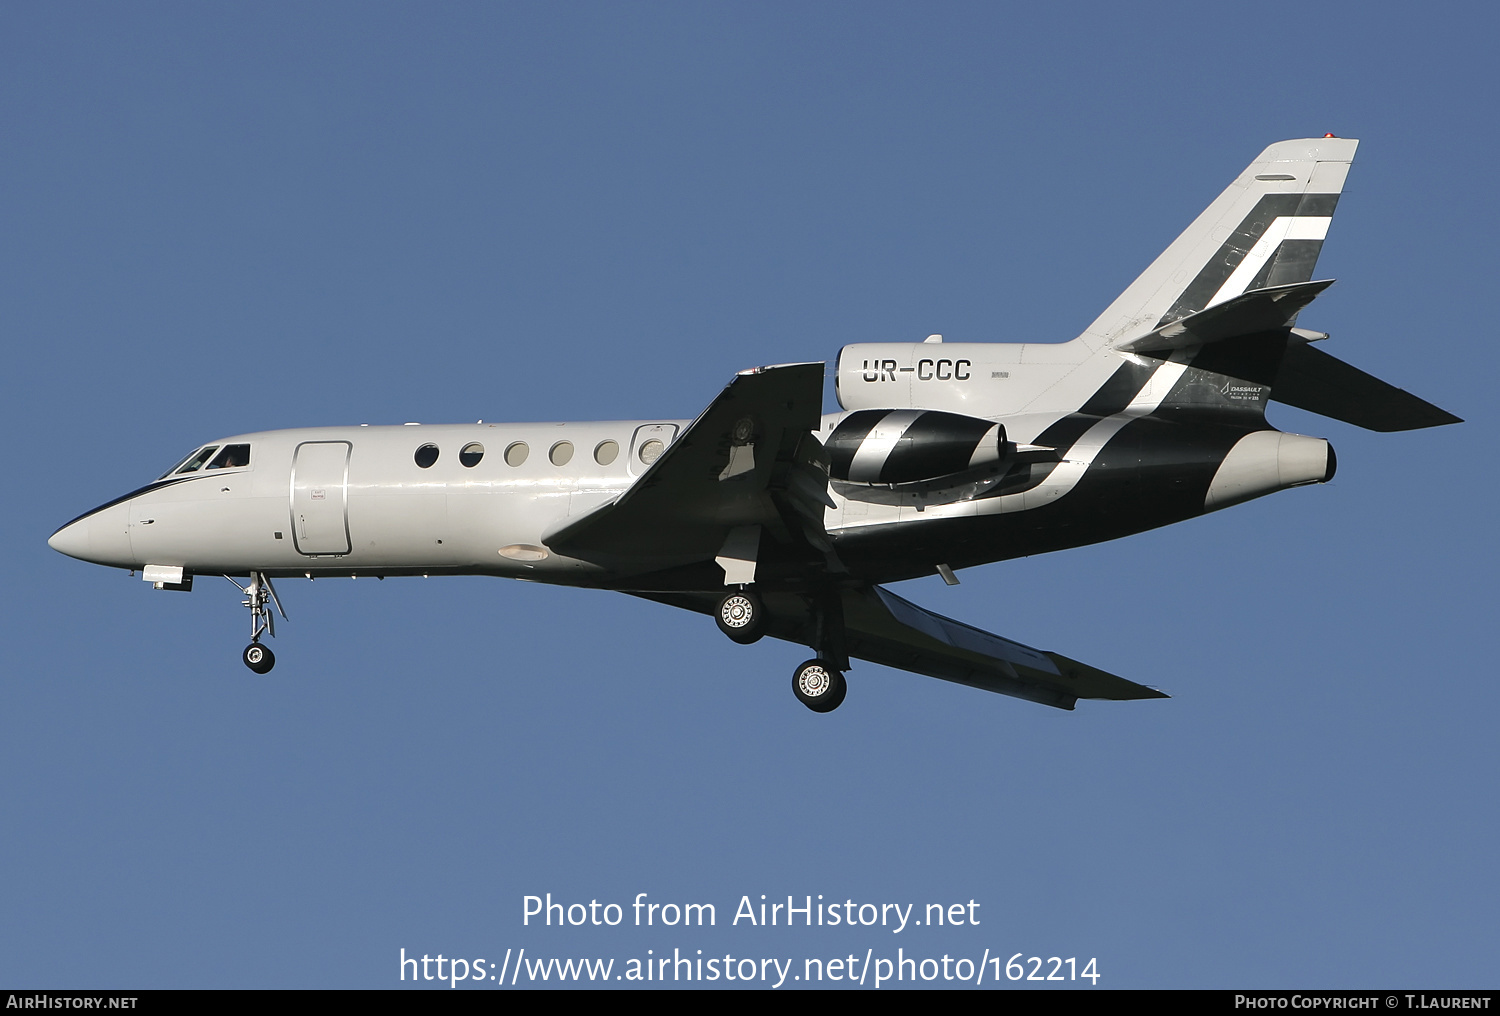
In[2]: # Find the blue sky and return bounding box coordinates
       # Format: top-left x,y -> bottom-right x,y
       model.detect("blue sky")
3,1 -> 1495,989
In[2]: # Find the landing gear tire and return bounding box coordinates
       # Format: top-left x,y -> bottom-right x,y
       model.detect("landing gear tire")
792,659 -> 846,713
716,590 -> 766,644
243,643 -> 276,674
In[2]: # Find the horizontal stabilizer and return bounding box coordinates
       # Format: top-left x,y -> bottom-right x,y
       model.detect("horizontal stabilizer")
1115,280 -> 1333,353
1272,343 -> 1463,431
842,586 -> 1167,710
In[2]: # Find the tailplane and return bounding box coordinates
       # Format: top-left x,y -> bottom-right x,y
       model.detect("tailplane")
1272,338 -> 1462,431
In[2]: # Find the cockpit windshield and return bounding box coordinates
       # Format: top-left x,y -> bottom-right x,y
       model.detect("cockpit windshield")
159,443 -> 251,479
162,447 -> 217,478
160,451 -> 199,478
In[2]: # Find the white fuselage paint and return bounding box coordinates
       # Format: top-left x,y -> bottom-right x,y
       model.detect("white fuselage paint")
53,422 -> 691,582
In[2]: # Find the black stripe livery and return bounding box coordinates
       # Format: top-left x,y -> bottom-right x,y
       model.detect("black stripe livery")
1157,193 -> 1340,326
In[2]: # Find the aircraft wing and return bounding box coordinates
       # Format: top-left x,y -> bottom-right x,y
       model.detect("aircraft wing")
542,362 -> 831,573
841,585 -> 1166,710
635,584 -> 1167,710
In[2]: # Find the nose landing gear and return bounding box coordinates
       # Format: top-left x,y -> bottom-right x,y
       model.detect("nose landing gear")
226,571 -> 286,674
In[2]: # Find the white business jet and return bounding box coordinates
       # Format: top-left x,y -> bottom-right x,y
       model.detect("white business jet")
49,138 -> 1458,712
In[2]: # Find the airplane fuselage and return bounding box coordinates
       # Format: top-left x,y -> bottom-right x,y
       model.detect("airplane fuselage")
49,394 -> 1329,591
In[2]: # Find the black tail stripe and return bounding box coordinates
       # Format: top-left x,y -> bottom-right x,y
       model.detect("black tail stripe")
1156,193 -> 1340,327
1077,359 -> 1158,417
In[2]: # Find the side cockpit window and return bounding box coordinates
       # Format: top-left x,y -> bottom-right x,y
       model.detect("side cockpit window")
170,446 -> 220,476
206,444 -> 251,470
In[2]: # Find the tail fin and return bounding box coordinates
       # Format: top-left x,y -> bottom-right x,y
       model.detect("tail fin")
1080,138 -> 1358,347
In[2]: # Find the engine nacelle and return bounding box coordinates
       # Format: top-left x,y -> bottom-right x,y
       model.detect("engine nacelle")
826,409 -> 1006,484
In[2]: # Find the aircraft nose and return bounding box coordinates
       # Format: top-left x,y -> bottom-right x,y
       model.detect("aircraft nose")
48,502 -> 135,567
47,520 -> 87,557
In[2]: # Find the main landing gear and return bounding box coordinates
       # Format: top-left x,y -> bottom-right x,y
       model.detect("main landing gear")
793,587 -> 850,713
715,586 -> 850,713
715,589 -> 766,644
792,659 -> 846,712
226,571 -> 286,674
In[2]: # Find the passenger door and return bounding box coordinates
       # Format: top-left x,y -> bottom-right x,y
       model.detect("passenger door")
290,441 -> 351,555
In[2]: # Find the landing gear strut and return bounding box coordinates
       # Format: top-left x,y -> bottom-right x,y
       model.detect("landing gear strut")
227,571 -> 286,674
793,587 -> 849,713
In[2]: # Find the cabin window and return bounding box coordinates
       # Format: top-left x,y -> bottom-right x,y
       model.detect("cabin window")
206,444 -> 251,470
638,439 -> 664,464
549,441 -> 574,466
174,446 -> 220,475
414,444 -> 439,468
504,442 -> 529,467
593,440 -> 619,465
460,443 -> 485,468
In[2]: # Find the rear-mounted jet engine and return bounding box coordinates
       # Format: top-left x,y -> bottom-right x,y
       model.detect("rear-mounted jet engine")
825,409 -> 1012,508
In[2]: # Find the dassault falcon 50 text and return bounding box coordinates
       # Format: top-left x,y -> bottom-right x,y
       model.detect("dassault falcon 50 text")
50,138 -> 1458,712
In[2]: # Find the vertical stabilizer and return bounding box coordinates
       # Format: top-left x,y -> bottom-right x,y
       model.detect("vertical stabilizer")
1078,138 -> 1358,349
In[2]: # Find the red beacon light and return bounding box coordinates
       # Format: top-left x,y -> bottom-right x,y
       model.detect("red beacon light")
1324,133 -> 1338,138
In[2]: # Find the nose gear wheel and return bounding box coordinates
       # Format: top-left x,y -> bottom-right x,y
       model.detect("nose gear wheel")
242,643 -> 276,674
226,571 -> 287,673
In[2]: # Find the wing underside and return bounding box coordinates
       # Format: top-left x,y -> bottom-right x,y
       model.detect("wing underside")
845,585 -> 1167,709
636,585 -> 1166,710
